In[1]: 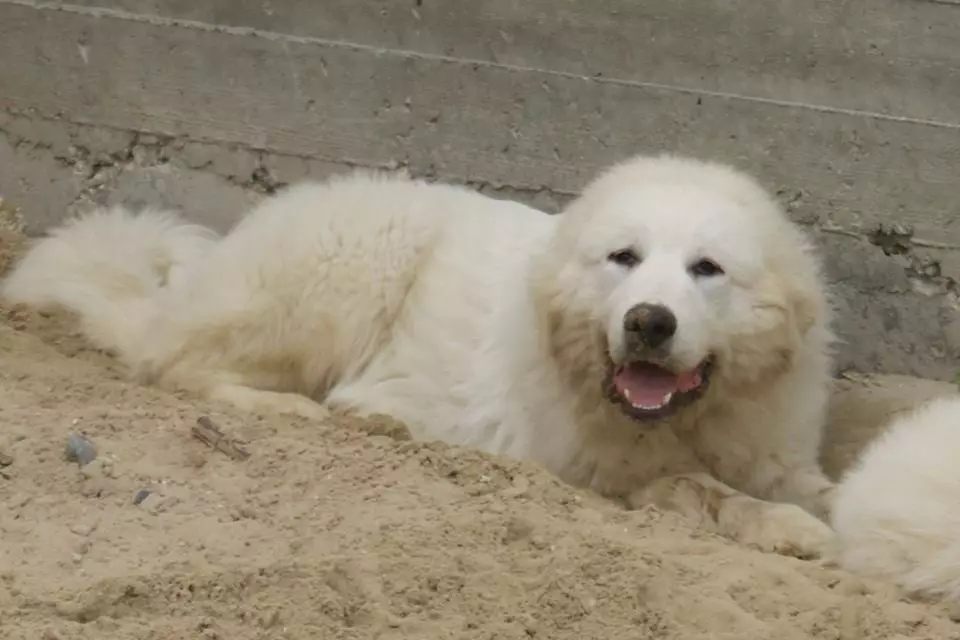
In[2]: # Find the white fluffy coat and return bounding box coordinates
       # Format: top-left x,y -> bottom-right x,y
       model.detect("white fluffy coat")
2,155 -> 838,557
831,395 -> 960,600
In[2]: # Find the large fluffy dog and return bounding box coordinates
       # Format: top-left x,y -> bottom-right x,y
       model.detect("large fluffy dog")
2,154 -> 838,557
831,395 -> 960,600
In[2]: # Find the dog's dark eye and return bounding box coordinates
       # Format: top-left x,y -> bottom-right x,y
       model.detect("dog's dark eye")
690,258 -> 724,277
608,249 -> 641,269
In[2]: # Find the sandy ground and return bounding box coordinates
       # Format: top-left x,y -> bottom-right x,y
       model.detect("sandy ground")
2,220 -> 960,640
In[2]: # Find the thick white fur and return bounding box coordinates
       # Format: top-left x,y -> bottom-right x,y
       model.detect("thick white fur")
2,155 -> 838,556
2,206 -> 218,365
831,395 -> 960,599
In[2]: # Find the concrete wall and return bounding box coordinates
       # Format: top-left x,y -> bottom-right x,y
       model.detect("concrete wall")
1,0 -> 958,379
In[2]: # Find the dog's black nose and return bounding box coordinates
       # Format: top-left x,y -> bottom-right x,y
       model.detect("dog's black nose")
623,303 -> 677,349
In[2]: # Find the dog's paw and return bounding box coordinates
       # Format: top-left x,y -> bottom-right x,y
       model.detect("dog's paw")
210,384 -> 330,422
735,502 -> 834,560
271,393 -> 326,419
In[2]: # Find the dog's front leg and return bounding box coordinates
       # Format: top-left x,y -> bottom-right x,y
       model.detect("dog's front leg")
762,466 -> 837,523
628,472 -> 833,559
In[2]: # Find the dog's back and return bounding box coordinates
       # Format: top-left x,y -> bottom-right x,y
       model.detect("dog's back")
36,172 -> 549,422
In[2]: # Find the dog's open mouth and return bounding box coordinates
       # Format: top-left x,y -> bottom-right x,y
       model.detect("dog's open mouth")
605,356 -> 714,421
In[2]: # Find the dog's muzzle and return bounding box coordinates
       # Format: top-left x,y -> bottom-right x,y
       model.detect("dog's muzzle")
605,303 -> 714,422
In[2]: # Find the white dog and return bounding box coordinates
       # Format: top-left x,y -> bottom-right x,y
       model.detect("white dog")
2,154 -> 838,557
831,395 -> 960,599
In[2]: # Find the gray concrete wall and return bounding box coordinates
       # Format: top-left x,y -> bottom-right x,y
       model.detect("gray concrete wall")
1,0 -> 958,379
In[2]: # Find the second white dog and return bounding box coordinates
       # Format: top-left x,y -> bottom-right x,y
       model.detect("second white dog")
2,154 -> 838,557
831,394 -> 960,600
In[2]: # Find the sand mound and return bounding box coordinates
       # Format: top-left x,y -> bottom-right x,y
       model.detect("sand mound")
1,224 -> 957,640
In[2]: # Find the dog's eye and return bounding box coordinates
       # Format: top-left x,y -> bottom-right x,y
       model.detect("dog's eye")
608,249 -> 641,269
690,258 -> 724,278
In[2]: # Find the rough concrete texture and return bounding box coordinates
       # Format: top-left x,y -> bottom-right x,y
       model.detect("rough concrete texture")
0,0 -> 958,379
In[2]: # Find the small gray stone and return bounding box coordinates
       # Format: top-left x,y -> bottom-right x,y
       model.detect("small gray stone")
65,433 -> 97,467
133,489 -> 152,505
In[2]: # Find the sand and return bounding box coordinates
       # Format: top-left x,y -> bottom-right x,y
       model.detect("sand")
2,223 -> 960,640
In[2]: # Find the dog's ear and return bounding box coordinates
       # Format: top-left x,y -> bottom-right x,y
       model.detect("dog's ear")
720,273 -> 796,389
781,233 -> 829,341
786,282 -> 819,339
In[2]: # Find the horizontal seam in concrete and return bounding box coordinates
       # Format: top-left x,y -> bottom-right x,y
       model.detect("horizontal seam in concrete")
0,106 -> 582,199
7,104 -> 960,251
6,106 -> 960,260
5,0 -> 960,132
819,224 -> 960,252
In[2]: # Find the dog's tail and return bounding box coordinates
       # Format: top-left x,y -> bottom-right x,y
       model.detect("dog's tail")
1,206 -> 218,365
830,394 -> 960,601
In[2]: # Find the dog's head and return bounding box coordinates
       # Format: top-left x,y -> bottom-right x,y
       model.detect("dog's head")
535,154 -> 828,424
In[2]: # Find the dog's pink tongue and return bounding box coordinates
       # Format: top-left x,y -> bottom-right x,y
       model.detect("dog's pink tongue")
614,363 -> 679,407
677,367 -> 703,393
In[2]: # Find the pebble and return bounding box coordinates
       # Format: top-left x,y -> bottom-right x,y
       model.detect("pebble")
65,433 -> 97,467
133,489 -> 152,505
68,522 -> 95,537
948,600 -> 960,623
139,493 -> 178,515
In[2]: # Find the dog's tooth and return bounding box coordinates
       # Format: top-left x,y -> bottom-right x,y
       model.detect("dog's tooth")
623,389 -> 631,400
